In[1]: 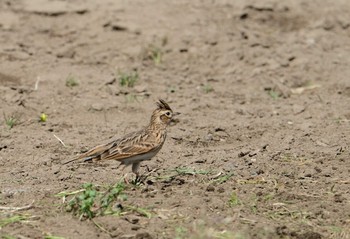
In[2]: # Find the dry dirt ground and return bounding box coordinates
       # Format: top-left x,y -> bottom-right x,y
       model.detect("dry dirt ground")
0,0 -> 350,238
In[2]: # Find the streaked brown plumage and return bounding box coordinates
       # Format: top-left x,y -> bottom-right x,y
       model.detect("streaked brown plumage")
64,99 -> 173,177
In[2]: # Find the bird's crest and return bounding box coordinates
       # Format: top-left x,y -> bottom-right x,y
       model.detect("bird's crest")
156,99 -> 172,111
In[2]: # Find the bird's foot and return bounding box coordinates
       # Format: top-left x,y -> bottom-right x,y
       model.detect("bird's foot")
122,173 -> 143,185
122,173 -> 133,184
131,173 -> 149,185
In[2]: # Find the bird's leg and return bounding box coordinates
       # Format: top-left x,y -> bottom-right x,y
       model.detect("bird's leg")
132,162 -> 141,183
117,163 -> 130,184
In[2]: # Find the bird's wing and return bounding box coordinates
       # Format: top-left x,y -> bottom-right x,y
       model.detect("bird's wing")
101,141 -> 160,161
63,129 -> 157,164
62,141 -> 114,164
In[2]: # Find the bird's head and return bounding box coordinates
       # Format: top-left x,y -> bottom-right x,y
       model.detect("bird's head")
150,99 -> 173,126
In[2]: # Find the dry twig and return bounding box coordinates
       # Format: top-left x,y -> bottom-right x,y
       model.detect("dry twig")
53,134 -> 67,147
0,200 -> 35,212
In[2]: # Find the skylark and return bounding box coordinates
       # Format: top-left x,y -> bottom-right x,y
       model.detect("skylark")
64,99 -> 173,179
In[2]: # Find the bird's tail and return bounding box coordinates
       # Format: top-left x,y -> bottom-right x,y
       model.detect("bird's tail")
62,143 -> 108,165
62,154 -> 95,165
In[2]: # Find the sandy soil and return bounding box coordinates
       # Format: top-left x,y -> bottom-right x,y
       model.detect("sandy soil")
1,0 -> 350,238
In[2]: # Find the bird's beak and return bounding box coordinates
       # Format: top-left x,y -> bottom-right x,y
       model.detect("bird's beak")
170,112 -> 180,125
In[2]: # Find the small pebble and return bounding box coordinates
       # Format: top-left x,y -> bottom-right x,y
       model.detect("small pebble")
91,103 -> 104,111
206,185 -> 215,192
217,187 -> 225,193
135,232 -> 153,239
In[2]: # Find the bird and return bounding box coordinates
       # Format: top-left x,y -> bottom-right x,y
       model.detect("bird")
63,99 -> 174,181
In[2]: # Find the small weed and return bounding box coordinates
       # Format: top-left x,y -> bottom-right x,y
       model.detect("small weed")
65,75 -> 79,88
267,90 -> 279,100
228,192 -> 241,207
64,182 -> 125,220
118,71 -> 138,87
3,114 -> 17,129
202,84 -> 214,94
0,215 -> 30,228
66,183 -> 97,219
56,182 -> 150,220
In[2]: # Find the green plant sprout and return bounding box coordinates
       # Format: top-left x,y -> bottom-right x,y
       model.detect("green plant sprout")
118,71 -> 138,87
65,75 -> 79,88
3,113 -> 18,129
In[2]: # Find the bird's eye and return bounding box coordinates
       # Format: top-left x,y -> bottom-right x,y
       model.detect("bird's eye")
165,112 -> 171,116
